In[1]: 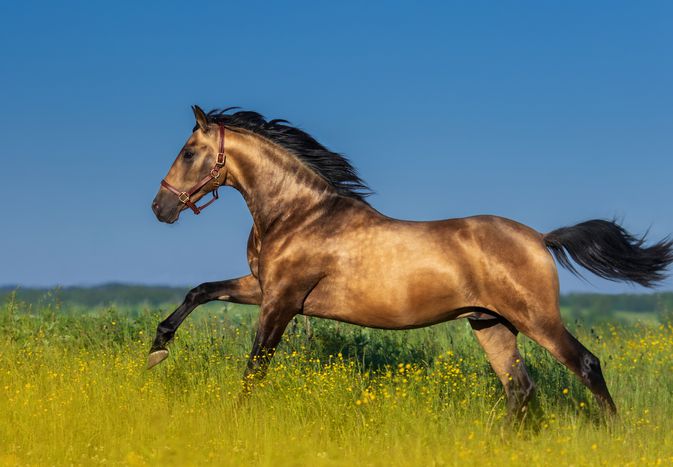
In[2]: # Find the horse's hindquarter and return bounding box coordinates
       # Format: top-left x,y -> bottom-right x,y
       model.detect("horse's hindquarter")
302,214 -> 557,329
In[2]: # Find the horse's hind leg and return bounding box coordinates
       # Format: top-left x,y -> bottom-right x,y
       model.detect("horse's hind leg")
469,317 -> 535,420
508,299 -> 617,415
526,323 -> 617,415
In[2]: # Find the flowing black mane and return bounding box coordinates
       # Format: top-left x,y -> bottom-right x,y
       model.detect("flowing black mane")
203,108 -> 372,201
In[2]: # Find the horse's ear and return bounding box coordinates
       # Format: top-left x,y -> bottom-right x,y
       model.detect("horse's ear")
192,105 -> 209,133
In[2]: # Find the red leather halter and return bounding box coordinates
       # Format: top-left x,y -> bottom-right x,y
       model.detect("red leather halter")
160,125 -> 226,215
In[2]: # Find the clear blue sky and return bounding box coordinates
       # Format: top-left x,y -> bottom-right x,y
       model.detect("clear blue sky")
1,1 -> 672,293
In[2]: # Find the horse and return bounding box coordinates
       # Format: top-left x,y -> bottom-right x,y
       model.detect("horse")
149,105 -> 673,419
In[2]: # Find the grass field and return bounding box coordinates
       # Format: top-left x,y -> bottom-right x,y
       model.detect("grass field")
1,294 -> 673,466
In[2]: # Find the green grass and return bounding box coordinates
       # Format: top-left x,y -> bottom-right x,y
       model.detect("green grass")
1,296 -> 673,466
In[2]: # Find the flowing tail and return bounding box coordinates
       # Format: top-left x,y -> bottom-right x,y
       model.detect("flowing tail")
544,220 -> 673,288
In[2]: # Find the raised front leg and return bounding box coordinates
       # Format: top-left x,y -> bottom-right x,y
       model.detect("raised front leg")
147,275 -> 261,369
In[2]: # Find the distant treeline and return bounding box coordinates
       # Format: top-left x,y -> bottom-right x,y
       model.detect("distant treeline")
2,284 -> 673,315
560,292 -> 673,314
0,283 -> 188,308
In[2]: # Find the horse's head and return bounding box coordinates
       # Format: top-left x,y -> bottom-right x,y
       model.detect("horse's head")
152,105 -> 227,223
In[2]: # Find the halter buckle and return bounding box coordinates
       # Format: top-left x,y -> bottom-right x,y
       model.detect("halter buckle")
178,192 -> 190,204
216,152 -> 225,165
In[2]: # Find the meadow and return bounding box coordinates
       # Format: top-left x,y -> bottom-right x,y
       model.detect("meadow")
1,291 -> 673,466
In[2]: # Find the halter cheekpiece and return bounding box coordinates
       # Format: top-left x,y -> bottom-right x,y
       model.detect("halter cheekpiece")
160,125 -> 226,215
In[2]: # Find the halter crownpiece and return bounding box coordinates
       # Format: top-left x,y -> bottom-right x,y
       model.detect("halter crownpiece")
160,125 -> 226,215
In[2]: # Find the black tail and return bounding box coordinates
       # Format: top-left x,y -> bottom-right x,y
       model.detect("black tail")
544,220 -> 673,288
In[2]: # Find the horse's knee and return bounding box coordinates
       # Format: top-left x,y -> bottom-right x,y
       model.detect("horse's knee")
185,284 -> 207,304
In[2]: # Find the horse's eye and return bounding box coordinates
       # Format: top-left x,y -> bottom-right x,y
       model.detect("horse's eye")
183,151 -> 194,160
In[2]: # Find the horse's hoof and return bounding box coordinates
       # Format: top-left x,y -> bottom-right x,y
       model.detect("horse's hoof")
146,349 -> 169,370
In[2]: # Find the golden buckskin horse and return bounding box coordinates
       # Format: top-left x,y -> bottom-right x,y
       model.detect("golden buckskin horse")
150,106 -> 673,418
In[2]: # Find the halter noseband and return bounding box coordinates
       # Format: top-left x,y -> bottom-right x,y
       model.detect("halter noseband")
160,125 -> 226,215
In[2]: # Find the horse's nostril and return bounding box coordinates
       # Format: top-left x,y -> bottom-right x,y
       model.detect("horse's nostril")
152,201 -> 160,213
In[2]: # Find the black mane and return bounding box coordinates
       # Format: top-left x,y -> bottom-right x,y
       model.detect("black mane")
203,108 -> 372,201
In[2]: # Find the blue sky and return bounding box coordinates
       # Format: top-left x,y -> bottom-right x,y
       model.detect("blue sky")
1,1 -> 672,292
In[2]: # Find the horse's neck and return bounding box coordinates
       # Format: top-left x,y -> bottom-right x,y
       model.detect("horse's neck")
225,132 -> 340,235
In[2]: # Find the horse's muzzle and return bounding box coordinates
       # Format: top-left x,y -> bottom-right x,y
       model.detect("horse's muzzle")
152,191 -> 181,224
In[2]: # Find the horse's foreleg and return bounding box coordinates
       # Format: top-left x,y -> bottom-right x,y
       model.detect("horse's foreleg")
241,301 -> 296,394
147,275 -> 261,369
469,318 -> 536,421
